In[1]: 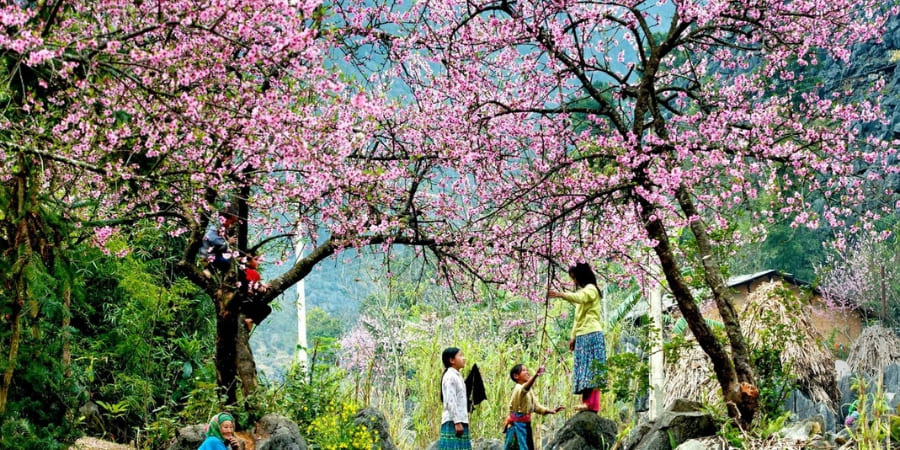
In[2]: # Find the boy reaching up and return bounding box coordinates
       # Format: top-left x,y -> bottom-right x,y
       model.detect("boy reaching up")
504,364 -> 564,450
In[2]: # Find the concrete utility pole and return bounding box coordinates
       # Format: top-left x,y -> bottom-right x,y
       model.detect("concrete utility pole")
294,236 -> 308,368
648,268 -> 665,420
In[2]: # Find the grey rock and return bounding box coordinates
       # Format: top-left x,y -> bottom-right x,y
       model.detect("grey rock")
834,427 -> 852,445
167,424 -> 208,450
667,399 -> 704,413
256,414 -> 308,450
838,374 -> 855,416
888,391 -> 900,411
623,404 -> 716,450
622,423 -> 653,450
783,390 -> 837,432
835,360 -> 851,381
777,416 -> 825,441
544,411 -> 617,450
883,363 -> 900,393
472,438 -> 504,450
353,407 -> 397,450
675,438 -> 727,450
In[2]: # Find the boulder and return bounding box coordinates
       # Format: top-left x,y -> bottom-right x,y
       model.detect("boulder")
255,414 -> 307,450
884,363 -> 900,394
883,363 -> 900,411
834,360 -> 851,381
777,416 -> 825,441
472,438 -> 504,450
837,366 -> 900,420
674,437 -> 728,450
353,407 -> 397,450
667,399 -> 703,413
623,400 -> 716,450
782,390 -> 837,432
544,411 -> 617,450
72,437 -> 136,449
167,424 -> 207,450
838,374 -> 856,417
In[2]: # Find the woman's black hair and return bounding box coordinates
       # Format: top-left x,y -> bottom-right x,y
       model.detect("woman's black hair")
440,347 -> 460,402
509,364 -> 525,382
568,262 -> 598,289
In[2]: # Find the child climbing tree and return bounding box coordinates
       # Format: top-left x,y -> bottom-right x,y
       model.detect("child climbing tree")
0,0 -> 454,407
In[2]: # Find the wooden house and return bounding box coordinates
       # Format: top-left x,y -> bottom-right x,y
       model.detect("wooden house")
717,270 -> 862,350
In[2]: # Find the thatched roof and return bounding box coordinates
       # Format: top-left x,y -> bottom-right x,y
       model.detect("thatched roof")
846,325 -> 900,376
665,281 -> 838,409
740,282 -> 838,408
663,343 -> 719,408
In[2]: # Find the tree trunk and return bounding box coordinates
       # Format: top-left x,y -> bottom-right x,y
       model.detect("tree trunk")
1,156 -> 29,414
676,187 -> 758,416
214,290 -> 241,405
212,286 -> 261,406
235,312 -> 258,398
637,196 -> 753,427
62,278 -> 72,379
0,310 -> 22,414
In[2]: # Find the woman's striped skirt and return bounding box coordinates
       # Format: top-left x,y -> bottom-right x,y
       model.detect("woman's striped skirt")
438,421 -> 471,449
573,330 -> 607,394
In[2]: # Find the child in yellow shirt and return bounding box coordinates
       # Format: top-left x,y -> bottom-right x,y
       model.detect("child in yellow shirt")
504,364 -> 564,450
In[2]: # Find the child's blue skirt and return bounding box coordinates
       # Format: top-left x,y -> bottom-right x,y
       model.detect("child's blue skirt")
573,330 -> 607,394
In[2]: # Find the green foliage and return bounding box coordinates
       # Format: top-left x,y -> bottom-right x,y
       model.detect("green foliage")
307,307 -> 344,366
846,376 -> 898,450
756,412 -> 790,440
137,414 -> 180,450
663,333 -> 693,363
671,317 -> 724,336
750,346 -> 797,420
603,352 -> 648,403
68,229 -> 216,443
236,362 -> 378,449
749,286 -> 803,420
0,414 -> 69,450
96,400 -> 129,420
309,307 -> 344,340
304,400 -> 379,450
0,154 -> 84,444
175,365 -> 224,430
261,362 -> 345,431
714,412 -> 790,449
728,213 -> 830,283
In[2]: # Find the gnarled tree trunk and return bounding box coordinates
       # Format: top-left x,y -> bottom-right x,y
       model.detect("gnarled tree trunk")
638,194 -> 758,427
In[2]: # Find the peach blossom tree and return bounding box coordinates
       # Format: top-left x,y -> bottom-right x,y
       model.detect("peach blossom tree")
334,0 -> 898,425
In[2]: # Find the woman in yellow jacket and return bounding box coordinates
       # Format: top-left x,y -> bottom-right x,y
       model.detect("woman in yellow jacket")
547,262 -> 605,413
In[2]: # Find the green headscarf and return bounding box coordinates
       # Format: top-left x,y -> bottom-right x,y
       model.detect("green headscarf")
205,412 -> 235,442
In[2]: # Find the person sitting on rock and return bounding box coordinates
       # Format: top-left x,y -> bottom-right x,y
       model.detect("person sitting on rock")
198,412 -> 241,450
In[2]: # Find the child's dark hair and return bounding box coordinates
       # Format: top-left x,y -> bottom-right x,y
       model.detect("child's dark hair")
568,262 -> 598,289
509,364 -> 525,382
442,347 -> 460,369
440,347 -> 460,402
